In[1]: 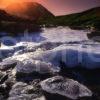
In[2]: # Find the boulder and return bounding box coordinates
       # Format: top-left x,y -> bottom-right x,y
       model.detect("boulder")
3,52 -> 35,62
16,59 -> 60,74
8,82 -> 42,100
40,76 -> 92,100
0,60 -> 17,71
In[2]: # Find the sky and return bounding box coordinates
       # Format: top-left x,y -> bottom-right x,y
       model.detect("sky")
0,0 -> 100,15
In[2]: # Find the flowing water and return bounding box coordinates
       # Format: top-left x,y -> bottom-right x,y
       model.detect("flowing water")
0,26 -> 100,85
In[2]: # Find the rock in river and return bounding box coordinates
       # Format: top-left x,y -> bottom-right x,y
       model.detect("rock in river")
16,59 -> 60,75
40,76 -> 92,100
0,60 -> 17,71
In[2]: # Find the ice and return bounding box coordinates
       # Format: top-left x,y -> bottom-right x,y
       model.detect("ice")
0,27 -> 100,69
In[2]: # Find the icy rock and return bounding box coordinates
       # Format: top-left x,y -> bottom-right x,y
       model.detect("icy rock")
2,43 -> 100,69
16,59 -> 60,74
40,76 -> 92,100
14,41 -> 62,56
33,44 -> 100,69
8,82 -> 41,100
0,60 -> 17,71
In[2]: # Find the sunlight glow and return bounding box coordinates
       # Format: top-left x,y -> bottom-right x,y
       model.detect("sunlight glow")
0,0 -> 37,8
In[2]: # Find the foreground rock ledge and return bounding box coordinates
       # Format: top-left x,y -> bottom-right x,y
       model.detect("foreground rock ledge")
8,82 -> 42,100
40,76 -> 92,100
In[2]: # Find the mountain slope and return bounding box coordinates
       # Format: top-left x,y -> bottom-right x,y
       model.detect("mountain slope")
5,2 -> 54,21
41,7 -> 100,29
0,6 -> 99,30
0,9 -> 33,22
0,9 -> 41,34
0,9 -> 17,21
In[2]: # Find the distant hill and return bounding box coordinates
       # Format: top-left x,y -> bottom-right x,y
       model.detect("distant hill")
0,9 -> 41,34
0,5 -> 100,30
0,9 -> 33,22
5,2 -> 54,21
41,7 -> 100,29
0,9 -> 18,21
0,2 -> 54,34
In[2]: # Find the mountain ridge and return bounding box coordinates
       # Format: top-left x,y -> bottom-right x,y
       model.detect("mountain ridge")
60,7 -> 100,29
0,5 -> 100,30
40,7 -> 100,29
5,2 -> 54,20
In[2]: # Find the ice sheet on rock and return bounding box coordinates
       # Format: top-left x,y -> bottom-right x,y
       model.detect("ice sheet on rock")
2,43 -> 100,69
30,44 -> 100,69
8,82 -> 41,100
40,76 -> 92,100
16,59 -> 60,74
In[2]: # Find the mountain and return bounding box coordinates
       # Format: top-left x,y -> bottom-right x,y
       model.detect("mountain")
41,7 -> 100,29
0,9 -> 17,21
0,9 -> 33,22
5,2 -> 54,21
0,9 -> 41,34
0,5 -> 99,32
0,2 -> 54,34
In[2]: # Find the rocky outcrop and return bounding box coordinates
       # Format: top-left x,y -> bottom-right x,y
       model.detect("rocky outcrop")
8,82 -> 42,100
0,60 -> 17,71
16,59 -> 60,75
40,76 -> 92,100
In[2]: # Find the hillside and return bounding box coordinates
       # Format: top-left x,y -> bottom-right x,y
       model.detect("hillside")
5,2 -> 54,21
0,9 -> 41,34
0,9 -> 39,23
40,7 -> 100,29
0,2 -> 54,34
0,5 -> 100,31
0,9 -> 24,21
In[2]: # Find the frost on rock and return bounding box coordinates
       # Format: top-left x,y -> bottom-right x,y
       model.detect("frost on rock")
8,82 -> 42,100
16,59 -> 60,74
28,44 -> 100,69
0,59 -> 17,70
1,43 -> 100,69
40,76 -> 92,100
